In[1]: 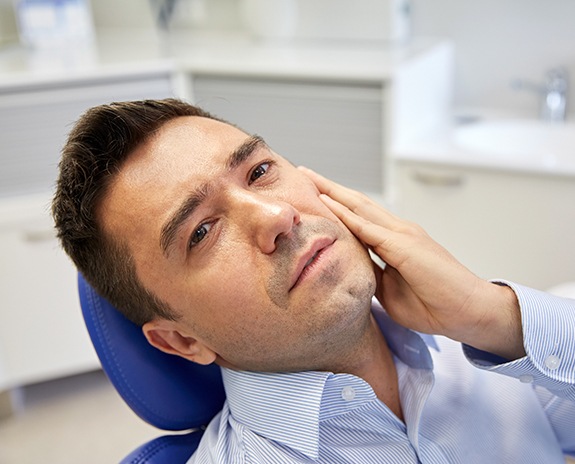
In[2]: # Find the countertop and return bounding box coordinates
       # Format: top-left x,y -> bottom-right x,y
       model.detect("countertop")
0,30 -> 445,90
394,114 -> 575,179
4,33 -> 567,179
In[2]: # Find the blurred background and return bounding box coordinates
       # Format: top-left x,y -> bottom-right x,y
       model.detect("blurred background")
0,1 -> 574,462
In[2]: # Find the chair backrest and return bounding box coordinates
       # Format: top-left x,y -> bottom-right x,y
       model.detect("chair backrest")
77,272 -> 226,432
120,433 -> 206,464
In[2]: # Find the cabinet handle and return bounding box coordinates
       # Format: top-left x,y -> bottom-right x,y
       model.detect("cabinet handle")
23,229 -> 56,243
412,170 -> 465,187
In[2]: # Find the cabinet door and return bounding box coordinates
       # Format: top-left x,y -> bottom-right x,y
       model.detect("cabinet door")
396,162 -> 575,290
192,75 -> 386,195
0,201 -> 99,387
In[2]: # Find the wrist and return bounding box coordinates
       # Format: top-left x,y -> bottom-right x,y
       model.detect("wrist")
458,281 -> 525,361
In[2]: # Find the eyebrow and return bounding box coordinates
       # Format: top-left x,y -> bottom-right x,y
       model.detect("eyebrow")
159,135 -> 267,257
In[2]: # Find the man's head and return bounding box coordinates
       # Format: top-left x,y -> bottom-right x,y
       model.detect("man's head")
53,99 -> 221,326
53,98 -> 376,372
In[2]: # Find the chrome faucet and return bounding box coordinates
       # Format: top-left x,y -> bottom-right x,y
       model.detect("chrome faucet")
512,67 -> 569,122
541,68 -> 568,121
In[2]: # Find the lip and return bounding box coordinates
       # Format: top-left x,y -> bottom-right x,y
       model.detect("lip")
289,237 -> 336,291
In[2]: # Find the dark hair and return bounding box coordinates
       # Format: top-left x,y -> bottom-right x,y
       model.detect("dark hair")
52,98 -> 225,326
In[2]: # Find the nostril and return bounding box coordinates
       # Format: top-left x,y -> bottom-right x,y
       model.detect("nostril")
293,209 -> 301,226
275,220 -> 298,243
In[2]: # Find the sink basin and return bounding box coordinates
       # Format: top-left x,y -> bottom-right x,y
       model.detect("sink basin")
454,119 -> 575,159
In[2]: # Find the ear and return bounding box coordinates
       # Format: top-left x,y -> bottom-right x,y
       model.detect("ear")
142,319 -> 217,365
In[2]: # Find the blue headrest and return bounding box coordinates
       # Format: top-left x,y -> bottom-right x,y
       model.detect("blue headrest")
78,273 -> 226,431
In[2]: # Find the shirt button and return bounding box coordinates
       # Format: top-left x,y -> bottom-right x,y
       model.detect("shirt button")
545,355 -> 561,371
341,386 -> 356,401
519,374 -> 534,383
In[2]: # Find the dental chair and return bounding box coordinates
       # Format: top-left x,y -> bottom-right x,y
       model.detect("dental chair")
78,273 -> 226,463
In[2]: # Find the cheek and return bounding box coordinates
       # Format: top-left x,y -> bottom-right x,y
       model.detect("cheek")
304,190 -> 345,227
193,270 -> 276,344
200,251 -> 265,306
286,173 -> 341,221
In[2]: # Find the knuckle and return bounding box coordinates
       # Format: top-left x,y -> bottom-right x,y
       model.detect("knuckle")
349,192 -> 372,215
353,217 -> 369,235
399,219 -> 426,236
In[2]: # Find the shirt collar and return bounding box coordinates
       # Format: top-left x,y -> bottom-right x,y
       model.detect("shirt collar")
221,302 -> 438,459
222,369 -> 329,458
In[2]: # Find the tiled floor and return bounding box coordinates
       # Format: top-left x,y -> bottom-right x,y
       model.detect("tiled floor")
0,370 -> 160,464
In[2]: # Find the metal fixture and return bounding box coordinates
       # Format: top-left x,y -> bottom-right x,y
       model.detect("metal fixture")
512,67 -> 569,122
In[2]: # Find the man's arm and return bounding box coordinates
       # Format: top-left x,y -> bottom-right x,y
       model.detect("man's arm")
302,167 -> 575,455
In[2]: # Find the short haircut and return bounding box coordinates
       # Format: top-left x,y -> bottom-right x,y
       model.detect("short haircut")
52,98 -> 226,326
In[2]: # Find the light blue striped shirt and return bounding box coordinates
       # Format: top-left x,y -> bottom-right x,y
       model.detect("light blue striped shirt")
189,282 -> 575,463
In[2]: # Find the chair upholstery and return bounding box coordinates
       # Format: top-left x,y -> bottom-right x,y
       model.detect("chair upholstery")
120,433 -> 205,464
78,273 -> 226,463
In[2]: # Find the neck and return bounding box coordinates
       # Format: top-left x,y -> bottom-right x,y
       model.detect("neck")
336,315 -> 404,421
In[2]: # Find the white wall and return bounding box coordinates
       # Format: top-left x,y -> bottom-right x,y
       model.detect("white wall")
5,0 -> 574,117
90,0 -> 241,32
89,0 -> 575,117
410,0 -> 575,117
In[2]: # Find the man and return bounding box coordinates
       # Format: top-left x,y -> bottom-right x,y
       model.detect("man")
53,98 -> 575,463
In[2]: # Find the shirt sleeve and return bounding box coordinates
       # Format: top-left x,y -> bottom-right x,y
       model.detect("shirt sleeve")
462,281 -> 575,456
463,281 -> 575,398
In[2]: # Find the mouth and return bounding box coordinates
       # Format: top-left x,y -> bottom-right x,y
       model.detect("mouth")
289,237 -> 335,291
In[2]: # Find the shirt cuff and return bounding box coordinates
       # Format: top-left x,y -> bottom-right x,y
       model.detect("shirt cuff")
463,281 -> 575,396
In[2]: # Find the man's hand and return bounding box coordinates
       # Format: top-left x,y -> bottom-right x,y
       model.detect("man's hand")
300,167 -> 525,360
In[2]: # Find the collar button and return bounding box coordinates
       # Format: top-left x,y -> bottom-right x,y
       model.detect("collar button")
544,354 -> 561,371
519,374 -> 534,383
341,386 -> 356,401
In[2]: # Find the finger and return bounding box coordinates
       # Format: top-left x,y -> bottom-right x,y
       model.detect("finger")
299,166 -> 399,227
320,194 -> 392,254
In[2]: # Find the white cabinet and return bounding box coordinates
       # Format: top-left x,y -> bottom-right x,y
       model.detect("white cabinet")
395,161 -> 575,290
0,196 -> 99,387
0,73 -> 174,198
192,75 -> 386,195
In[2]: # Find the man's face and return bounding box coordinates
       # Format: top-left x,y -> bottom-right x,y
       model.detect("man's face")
101,116 -> 375,372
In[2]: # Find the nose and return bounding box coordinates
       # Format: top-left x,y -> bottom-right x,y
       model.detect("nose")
234,191 -> 301,254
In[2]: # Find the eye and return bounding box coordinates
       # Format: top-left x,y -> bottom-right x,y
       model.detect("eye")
249,162 -> 270,184
188,222 -> 212,250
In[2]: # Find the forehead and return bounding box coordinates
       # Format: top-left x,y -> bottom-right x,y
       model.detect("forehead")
139,115 -> 249,172
100,116 -> 249,244
113,116 -> 251,197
